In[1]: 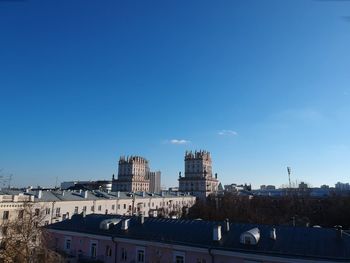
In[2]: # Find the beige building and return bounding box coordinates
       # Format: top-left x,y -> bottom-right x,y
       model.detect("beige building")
112,156 -> 151,192
179,150 -> 219,199
0,189 -> 196,228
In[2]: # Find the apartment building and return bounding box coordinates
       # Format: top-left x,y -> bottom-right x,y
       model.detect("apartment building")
0,189 -> 196,227
48,214 -> 350,263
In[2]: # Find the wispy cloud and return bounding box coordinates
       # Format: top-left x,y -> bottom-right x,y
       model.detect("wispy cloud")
166,139 -> 191,145
218,130 -> 238,136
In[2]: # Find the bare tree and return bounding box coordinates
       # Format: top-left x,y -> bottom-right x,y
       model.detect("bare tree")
0,202 -> 62,263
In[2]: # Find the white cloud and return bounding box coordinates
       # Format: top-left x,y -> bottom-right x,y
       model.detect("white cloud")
218,130 -> 238,136
168,139 -> 191,145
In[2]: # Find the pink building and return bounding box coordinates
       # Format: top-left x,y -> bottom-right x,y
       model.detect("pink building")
47,214 -> 350,263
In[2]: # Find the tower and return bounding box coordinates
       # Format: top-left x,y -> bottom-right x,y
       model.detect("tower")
178,150 -> 219,199
112,156 -> 150,192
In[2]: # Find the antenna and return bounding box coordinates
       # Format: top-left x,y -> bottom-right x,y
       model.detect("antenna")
287,167 -> 291,188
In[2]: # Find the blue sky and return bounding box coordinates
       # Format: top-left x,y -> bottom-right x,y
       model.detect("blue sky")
0,0 -> 350,189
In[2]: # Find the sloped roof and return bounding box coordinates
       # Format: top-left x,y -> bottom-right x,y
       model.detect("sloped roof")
0,189 -> 193,202
48,214 -> 350,261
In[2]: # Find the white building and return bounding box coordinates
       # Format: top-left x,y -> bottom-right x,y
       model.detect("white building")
0,189 -> 196,226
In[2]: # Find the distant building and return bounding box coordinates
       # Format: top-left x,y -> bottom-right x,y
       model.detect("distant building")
48,214 -> 350,263
148,171 -> 161,193
178,150 -> 219,199
335,182 -> 350,191
112,156 -> 152,192
298,182 -> 309,189
61,180 -> 112,191
260,185 -> 276,190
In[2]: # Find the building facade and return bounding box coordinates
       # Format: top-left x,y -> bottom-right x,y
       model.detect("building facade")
148,171 -> 161,193
112,156 -> 153,192
179,150 -> 219,199
0,189 -> 196,228
48,214 -> 350,263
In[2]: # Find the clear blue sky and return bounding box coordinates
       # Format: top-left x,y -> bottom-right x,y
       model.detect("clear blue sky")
1,0 -> 349,189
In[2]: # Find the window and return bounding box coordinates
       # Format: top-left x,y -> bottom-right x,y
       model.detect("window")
123,204 -> 126,209
45,208 -> 51,215
18,210 -> 24,219
175,255 -> 184,263
112,205 -> 115,210
74,207 -> 78,214
173,251 -> 185,263
90,242 -> 97,258
98,205 -> 102,211
121,247 -> 127,261
83,206 -> 87,212
44,220 -> 49,226
2,226 -> 8,235
105,245 -> 112,257
2,211 -> 9,220
35,209 -> 40,216
65,238 -> 71,250
137,249 -> 145,263
55,208 -> 60,217
118,204 -> 120,209
91,206 -> 94,212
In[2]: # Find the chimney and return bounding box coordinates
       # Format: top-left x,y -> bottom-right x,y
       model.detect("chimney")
37,190 -> 42,199
142,191 -> 145,198
224,218 -> 230,232
84,191 -> 88,199
117,191 -> 120,198
270,228 -> 276,240
62,190 -> 65,196
122,219 -> 130,230
213,225 -> 222,241
79,189 -> 82,194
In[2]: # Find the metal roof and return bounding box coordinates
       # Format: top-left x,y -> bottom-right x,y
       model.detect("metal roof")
0,190 -> 194,202
48,214 -> 350,261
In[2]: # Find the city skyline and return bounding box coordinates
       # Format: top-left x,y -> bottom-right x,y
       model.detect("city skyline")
1,0 -> 350,188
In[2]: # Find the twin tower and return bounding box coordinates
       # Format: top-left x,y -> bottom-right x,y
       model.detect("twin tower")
112,150 -> 219,199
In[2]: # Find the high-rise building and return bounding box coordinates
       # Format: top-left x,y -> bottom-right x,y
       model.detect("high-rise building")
148,171 -> 161,193
178,150 -> 219,199
112,156 -> 150,192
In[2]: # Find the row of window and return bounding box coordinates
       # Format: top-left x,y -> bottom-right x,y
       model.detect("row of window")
0,204 -> 24,208
63,237 -> 192,263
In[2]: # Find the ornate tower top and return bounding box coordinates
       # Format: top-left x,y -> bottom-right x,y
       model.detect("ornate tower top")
119,155 -> 149,165
184,150 -> 211,161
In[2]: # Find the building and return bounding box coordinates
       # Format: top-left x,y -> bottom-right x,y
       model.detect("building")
61,180 -> 112,191
48,214 -> 350,263
179,150 -> 219,199
112,156 -> 151,192
0,189 -> 196,227
260,185 -> 276,190
148,171 -> 161,193
335,182 -> 350,191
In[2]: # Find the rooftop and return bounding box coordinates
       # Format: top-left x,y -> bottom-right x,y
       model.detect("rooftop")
48,214 -> 350,261
0,189 -> 194,202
